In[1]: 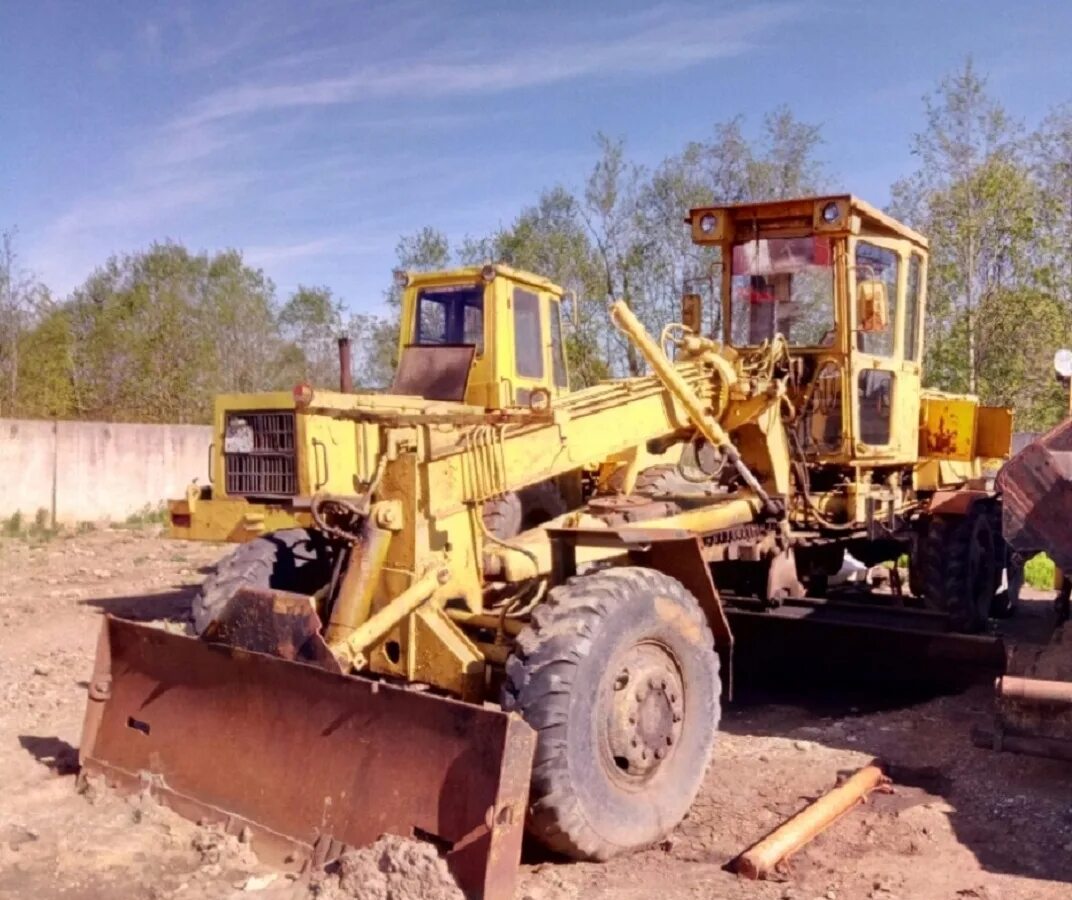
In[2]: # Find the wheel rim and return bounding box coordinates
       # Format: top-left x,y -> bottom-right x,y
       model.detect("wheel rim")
603,641 -> 684,786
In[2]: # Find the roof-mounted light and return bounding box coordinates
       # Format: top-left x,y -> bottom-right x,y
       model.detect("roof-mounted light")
821,201 -> 841,224
481,264 -> 497,283
292,383 -> 314,407
393,269 -> 410,288
698,212 -> 718,234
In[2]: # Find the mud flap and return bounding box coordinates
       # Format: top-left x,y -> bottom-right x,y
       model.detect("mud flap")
79,616 -> 535,900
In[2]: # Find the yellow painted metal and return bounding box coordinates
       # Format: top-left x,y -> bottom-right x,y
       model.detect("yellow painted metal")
486,496 -> 765,583
168,492 -> 309,542
976,405 -> 1013,460
919,392 -> 978,461
329,566 -> 445,670
609,300 -> 738,453
322,513 -> 393,646
396,264 -> 568,409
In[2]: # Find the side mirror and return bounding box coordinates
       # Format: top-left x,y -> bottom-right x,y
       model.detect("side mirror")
856,280 -> 889,333
681,293 -> 702,333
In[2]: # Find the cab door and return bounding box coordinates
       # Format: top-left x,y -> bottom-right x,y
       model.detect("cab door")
848,237 -> 917,463
507,286 -> 569,406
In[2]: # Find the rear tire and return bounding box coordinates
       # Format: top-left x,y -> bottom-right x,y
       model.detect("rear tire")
502,567 -> 720,860
917,505 -> 1000,633
482,480 -> 568,539
192,529 -> 333,634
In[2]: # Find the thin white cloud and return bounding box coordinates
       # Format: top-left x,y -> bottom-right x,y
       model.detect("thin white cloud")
50,173 -> 248,236
176,4 -> 801,127
243,236 -> 351,268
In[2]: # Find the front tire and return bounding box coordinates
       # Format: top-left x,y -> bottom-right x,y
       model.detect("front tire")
192,529 -> 333,634
917,505 -> 1000,632
502,567 -> 720,860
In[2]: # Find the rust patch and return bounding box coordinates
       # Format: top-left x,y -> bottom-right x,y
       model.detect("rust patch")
80,617 -> 536,900
655,594 -> 705,645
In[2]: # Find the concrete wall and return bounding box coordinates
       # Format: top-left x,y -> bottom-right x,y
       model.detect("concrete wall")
0,419 -> 210,524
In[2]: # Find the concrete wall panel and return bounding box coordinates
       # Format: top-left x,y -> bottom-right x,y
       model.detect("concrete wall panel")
0,418 -> 210,523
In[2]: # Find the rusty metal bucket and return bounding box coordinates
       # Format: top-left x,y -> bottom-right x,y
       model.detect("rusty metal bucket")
997,418 -> 1072,573
79,616 -> 535,900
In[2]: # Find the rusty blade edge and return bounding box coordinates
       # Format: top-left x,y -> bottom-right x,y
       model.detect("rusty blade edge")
79,757 -> 315,869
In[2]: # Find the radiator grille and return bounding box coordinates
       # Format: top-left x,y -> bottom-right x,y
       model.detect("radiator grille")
224,411 -> 297,497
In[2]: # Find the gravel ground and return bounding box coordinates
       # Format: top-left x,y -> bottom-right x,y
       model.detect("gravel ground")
1,528 -> 1070,900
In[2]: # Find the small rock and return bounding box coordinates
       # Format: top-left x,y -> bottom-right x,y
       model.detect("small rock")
32,664 -> 50,676
793,740 -> 809,751
240,873 -> 277,891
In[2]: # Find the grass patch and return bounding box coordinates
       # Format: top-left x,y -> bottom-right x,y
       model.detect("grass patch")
1024,553 -> 1057,590
120,503 -> 169,529
1,508 -> 58,542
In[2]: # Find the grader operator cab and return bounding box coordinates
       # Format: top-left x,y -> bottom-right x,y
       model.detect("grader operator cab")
80,196 -> 1012,900
390,264 -> 569,408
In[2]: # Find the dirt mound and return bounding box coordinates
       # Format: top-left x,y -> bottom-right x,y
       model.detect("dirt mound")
313,835 -> 463,900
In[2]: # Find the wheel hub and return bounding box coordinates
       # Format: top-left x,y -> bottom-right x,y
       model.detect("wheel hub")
606,643 -> 684,779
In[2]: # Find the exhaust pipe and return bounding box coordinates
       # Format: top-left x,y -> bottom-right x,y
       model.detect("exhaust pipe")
338,335 -> 353,392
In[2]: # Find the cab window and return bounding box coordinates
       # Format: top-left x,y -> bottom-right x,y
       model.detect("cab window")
514,289 -> 544,379
904,254 -> 922,362
415,284 -> 484,353
854,243 -> 897,357
730,237 -> 834,347
550,299 -> 568,388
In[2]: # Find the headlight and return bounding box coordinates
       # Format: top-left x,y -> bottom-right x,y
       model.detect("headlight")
1055,348 -> 1072,380
698,212 -> 718,234
821,202 -> 841,224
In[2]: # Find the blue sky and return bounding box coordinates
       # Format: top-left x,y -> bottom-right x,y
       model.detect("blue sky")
2,0 -> 1070,315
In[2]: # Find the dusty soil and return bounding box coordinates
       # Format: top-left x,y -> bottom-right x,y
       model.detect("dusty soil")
2,528 -> 1072,900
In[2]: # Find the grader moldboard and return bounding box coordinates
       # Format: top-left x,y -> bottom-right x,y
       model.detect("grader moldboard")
80,196 -> 1012,899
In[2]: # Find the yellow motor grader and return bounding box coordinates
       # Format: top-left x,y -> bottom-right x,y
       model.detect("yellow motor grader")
80,196 -> 1012,899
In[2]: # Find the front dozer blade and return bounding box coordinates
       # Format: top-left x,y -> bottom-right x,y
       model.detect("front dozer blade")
202,586 -> 340,671
79,616 -> 536,900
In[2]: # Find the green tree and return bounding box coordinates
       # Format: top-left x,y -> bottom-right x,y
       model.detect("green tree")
1032,105 -> 1072,313
0,230 -> 52,417
279,285 -> 344,387
890,60 -> 1035,396
463,187 -> 610,386
64,243 -> 283,422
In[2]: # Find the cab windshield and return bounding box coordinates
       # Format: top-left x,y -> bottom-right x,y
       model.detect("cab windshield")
729,237 -> 834,347
415,284 -> 484,353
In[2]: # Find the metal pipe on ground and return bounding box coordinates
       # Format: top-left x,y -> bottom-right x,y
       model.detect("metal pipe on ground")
997,675 -> 1072,706
733,761 -> 889,879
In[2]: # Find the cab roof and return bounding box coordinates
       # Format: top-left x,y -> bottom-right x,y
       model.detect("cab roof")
687,194 -> 929,250
405,264 -> 564,296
